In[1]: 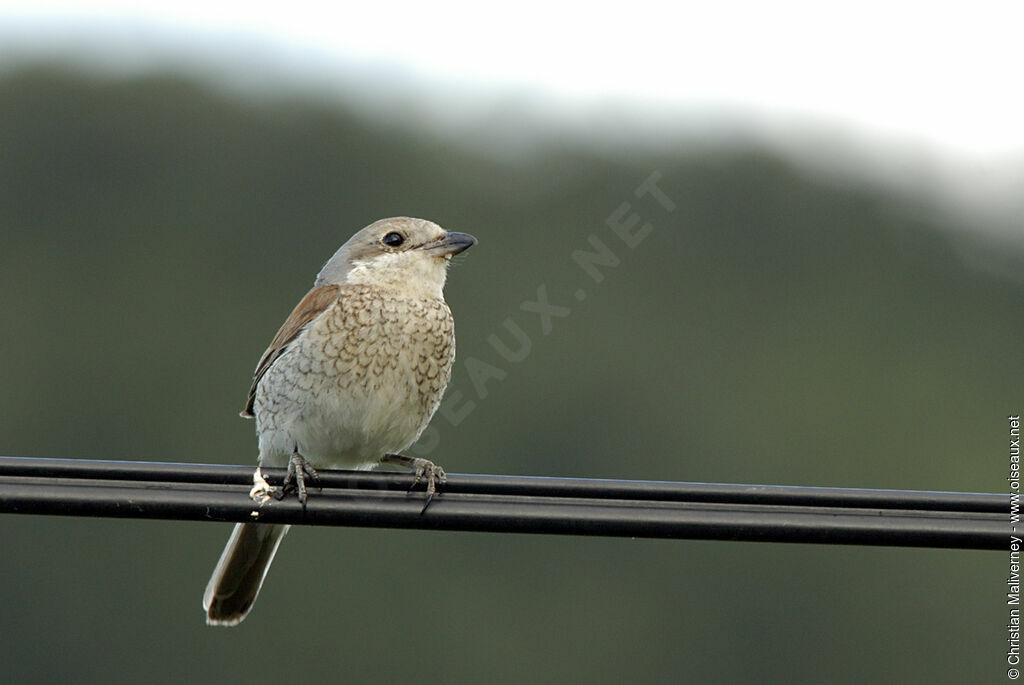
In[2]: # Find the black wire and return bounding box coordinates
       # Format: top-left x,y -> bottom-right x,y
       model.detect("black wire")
0,456 -> 1010,549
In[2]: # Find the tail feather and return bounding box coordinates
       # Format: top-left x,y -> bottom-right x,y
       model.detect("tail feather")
203,522 -> 289,626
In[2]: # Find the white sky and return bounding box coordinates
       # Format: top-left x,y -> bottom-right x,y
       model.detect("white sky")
1,0 -> 1022,242
2,1 -> 1022,155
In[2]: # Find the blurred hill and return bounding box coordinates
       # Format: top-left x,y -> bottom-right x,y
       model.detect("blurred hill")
0,65 -> 1020,684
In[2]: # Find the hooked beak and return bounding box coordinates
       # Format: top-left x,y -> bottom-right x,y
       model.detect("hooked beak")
420,231 -> 478,258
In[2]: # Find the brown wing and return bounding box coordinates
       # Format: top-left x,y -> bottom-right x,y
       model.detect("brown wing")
240,284 -> 340,418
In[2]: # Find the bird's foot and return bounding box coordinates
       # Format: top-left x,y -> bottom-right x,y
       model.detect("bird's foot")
382,454 -> 447,512
277,452 -> 320,505
249,467 -> 275,505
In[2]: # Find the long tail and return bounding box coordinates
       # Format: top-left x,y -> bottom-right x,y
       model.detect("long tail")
203,522 -> 289,626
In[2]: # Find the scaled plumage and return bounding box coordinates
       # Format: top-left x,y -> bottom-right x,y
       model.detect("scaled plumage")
204,217 -> 476,626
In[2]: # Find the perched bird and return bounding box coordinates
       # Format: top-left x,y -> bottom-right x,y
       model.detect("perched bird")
203,217 -> 476,626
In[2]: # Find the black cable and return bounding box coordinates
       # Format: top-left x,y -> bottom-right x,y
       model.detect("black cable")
0,456 -> 1010,549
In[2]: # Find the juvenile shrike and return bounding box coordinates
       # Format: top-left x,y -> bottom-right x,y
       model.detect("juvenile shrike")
203,217 -> 476,626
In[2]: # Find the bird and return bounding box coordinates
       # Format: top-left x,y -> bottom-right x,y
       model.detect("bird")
203,216 -> 476,626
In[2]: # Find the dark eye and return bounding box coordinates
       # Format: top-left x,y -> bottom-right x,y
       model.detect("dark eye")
382,231 -> 405,247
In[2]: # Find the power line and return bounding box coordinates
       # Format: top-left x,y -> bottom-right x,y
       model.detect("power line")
0,456 -> 1009,549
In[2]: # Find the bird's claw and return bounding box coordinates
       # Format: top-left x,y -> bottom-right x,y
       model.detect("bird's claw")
249,467 -> 275,506
279,452 -> 320,505
411,458 -> 447,496
382,454 -> 447,512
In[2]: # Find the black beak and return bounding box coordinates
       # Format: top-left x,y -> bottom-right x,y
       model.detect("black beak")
420,232 -> 478,257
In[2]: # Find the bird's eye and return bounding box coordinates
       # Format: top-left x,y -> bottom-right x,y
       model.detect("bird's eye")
382,232 -> 405,247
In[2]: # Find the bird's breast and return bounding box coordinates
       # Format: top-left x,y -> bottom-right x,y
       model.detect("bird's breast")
253,285 -> 456,467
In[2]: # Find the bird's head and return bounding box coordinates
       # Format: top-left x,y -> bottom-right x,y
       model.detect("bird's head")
316,217 -> 477,299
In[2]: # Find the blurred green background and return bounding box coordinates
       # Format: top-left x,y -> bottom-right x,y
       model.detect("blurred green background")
0,65 -> 1020,684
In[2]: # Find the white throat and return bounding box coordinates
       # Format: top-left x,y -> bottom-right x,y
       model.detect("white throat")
342,252 -> 449,300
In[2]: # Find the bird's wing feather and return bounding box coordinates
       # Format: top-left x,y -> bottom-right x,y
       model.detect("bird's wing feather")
241,284 -> 340,417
